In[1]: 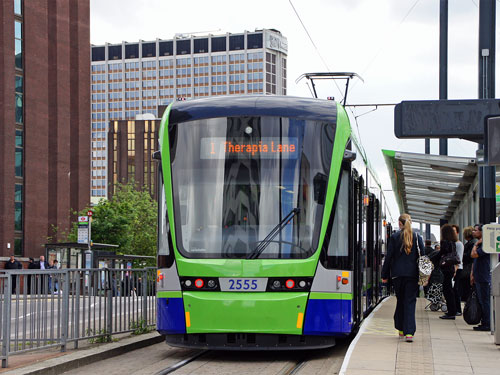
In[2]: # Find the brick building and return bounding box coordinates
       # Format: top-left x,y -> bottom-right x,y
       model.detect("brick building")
0,0 -> 90,257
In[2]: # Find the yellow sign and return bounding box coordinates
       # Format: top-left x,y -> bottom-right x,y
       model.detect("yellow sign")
497,184 -> 500,202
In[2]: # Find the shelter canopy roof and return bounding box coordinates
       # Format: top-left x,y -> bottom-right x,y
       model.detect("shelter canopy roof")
383,150 -> 500,225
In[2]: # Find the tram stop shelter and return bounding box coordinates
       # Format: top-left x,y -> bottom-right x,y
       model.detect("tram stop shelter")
44,242 -> 154,269
383,150 -> 500,229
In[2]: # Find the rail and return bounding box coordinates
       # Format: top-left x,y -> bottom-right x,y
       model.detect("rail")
0,268 -> 157,368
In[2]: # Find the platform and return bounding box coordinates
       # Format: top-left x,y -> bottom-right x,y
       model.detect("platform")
340,296 -> 500,375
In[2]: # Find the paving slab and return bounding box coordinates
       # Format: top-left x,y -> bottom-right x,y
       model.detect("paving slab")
340,296 -> 500,375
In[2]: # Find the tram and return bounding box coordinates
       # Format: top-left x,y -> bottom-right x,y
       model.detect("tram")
155,95 -> 389,349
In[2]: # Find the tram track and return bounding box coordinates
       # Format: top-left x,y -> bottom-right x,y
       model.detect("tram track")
153,349 -> 210,375
277,358 -> 308,375
153,349 -> 311,375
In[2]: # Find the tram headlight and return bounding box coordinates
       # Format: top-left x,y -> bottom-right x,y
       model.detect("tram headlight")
207,279 -> 216,288
184,279 -> 192,287
272,280 -> 281,289
285,279 -> 295,289
298,280 -> 306,288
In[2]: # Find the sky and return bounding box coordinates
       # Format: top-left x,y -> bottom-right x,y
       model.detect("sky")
91,0 -> 494,234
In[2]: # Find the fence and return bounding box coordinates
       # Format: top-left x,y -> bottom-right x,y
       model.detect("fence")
0,268 -> 157,368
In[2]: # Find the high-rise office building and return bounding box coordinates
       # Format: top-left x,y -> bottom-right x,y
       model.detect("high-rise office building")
91,29 -> 288,203
0,0 -> 90,257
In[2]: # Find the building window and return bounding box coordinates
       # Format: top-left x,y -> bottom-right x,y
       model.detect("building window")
15,20 -> 22,69
15,130 -> 23,177
108,45 -> 122,60
229,35 -> 244,50
125,43 -> 138,59
15,93 -> 23,123
14,202 -> 22,231
15,184 -> 23,202
92,46 -> 105,62
14,238 -> 22,256
142,42 -> 156,58
247,33 -> 263,49
159,41 -> 173,56
176,39 -> 190,55
14,0 -> 22,15
194,38 -> 208,53
211,36 -> 226,52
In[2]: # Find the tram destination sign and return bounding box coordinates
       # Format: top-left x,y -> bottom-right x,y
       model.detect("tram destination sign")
200,137 -> 299,159
395,99 -> 500,143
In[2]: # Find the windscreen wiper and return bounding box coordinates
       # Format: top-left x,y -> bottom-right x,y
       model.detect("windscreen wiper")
247,208 -> 301,259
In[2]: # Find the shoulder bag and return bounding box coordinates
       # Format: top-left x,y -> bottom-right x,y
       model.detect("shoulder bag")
439,241 -> 460,271
416,235 -> 433,286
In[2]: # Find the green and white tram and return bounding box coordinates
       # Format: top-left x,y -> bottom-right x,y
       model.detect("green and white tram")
156,95 -> 389,349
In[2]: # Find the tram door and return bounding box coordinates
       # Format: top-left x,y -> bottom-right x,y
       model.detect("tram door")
373,199 -> 381,303
365,193 -> 375,312
352,172 -> 363,327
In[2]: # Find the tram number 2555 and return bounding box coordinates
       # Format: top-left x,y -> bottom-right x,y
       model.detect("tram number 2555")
228,279 -> 258,290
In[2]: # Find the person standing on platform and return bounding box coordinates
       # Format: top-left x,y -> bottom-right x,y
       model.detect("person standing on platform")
27,257 -> 38,294
4,255 -> 22,293
381,213 -> 422,343
461,226 -> 476,303
470,224 -> 490,331
451,224 -> 464,316
439,224 -> 458,320
423,240 -> 434,256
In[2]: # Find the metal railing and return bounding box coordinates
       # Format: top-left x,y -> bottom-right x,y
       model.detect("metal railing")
0,268 -> 157,368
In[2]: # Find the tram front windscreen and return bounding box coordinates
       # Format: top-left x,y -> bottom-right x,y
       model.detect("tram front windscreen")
168,116 -> 336,259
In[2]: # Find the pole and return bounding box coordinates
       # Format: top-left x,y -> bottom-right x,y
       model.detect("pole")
478,0 -> 497,335
439,0 -> 448,156
437,0 -> 449,228
478,0 -> 497,226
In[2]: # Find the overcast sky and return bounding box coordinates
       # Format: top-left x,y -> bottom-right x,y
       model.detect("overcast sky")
91,0 -> 495,231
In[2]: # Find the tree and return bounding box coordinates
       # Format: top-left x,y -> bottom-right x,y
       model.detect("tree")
68,182 -> 157,265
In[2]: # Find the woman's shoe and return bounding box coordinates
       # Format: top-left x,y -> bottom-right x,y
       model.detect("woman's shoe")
405,335 -> 413,342
398,330 -> 404,338
439,314 -> 455,320
473,325 -> 490,331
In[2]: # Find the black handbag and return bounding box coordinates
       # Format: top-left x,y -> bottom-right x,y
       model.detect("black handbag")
463,288 -> 482,325
439,253 -> 461,269
439,241 -> 460,270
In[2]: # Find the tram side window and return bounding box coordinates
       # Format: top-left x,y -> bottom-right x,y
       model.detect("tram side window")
328,169 -> 349,257
157,167 -> 172,268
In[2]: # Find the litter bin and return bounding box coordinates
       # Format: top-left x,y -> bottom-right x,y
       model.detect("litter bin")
493,263 -> 500,345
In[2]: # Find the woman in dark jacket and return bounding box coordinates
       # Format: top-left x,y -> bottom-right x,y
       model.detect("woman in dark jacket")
382,213 -> 423,343
460,226 -> 475,302
439,224 -> 458,319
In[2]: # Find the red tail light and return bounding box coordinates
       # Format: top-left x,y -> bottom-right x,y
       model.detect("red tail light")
285,279 -> 295,289
194,278 -> 204,288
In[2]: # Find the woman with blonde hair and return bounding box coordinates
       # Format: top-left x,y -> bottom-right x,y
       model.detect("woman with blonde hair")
382,213 -> 423,342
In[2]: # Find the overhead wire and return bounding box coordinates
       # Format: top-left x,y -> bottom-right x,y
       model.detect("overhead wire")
288,0 -> 344,101
350,0 -> 422,92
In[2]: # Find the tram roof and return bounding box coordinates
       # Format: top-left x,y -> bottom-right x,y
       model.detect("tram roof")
383,150 -> 500,225
168,95 -> 338,124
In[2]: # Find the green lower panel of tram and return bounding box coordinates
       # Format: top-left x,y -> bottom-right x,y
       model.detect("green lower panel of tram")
183,292 -> 308,334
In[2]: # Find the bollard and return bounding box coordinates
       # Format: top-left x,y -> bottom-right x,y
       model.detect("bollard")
493,263 -> 500,345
